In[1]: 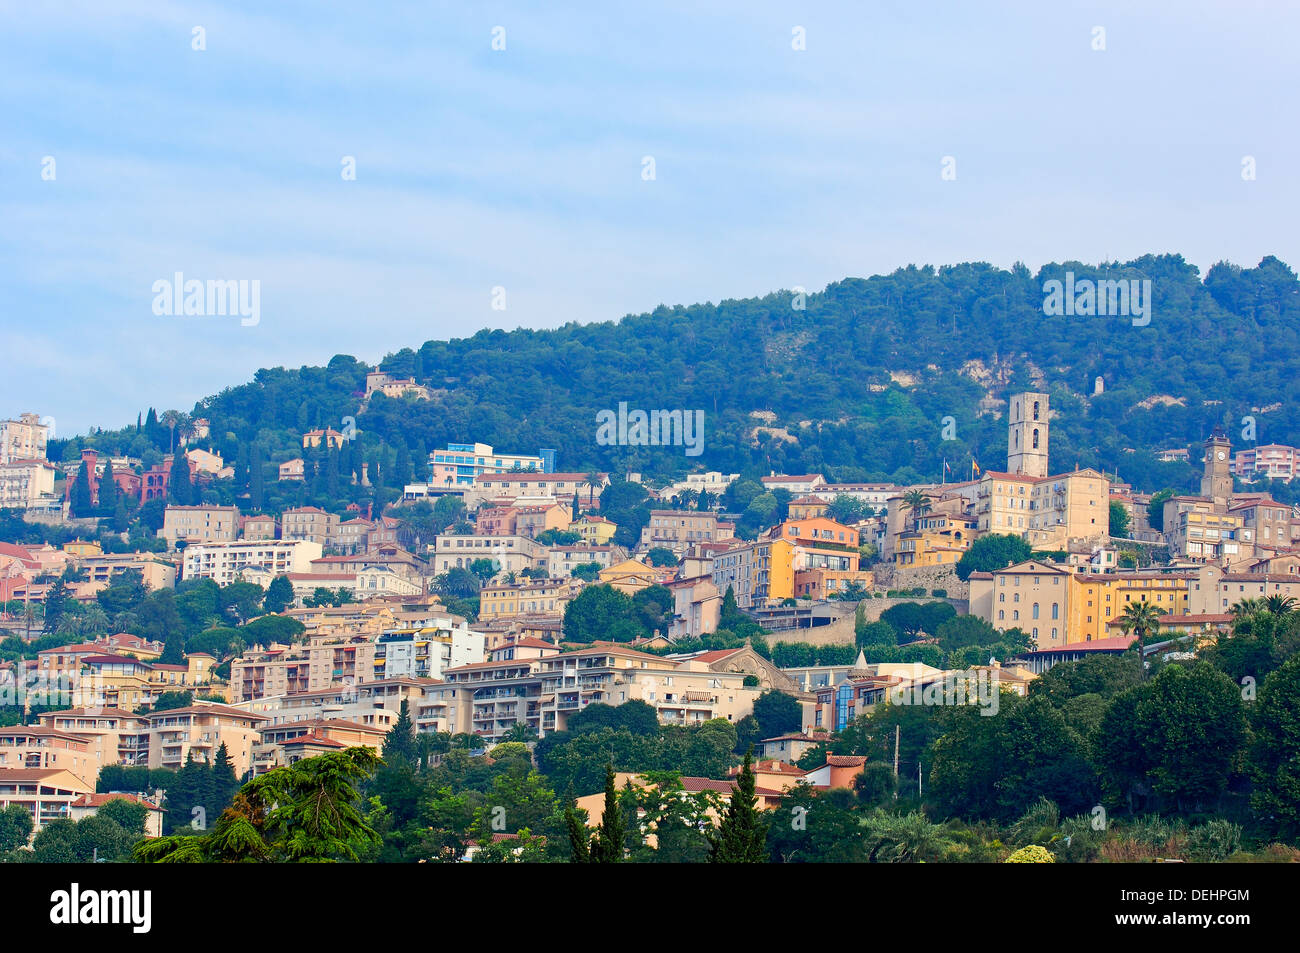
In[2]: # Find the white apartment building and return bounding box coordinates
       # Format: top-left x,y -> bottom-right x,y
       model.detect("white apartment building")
0,413 -> 49,465
182,539 -> 323,584
431,533 -> 545,574
0,459 -> 58,509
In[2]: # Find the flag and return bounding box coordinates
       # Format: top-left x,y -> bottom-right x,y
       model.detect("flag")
972,458 -> 981,477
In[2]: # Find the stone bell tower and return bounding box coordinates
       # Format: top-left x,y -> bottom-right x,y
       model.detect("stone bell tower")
1201,428 -> 1232,509
1007,392 -> 1049,478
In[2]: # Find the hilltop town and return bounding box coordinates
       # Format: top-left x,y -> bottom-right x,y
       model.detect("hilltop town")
1,386 -> 1297,865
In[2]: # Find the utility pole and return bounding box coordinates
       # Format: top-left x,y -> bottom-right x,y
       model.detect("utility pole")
893,725 -> 900,780
918,761 -> 922,799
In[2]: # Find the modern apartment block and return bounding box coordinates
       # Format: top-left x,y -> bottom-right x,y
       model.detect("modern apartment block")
1234,444 -> 1300,482
429,442 -> 547,488
182,539 -> 323,584
373,615 -> 485,680
440,645 -> 760,743
141,703 -> 268,776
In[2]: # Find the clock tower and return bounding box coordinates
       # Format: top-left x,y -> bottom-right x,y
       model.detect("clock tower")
1201,428 -> 1232,508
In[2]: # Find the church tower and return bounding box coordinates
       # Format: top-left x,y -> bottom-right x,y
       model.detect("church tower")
1007,392 -> 1049,478
1201,428 -> 1232,509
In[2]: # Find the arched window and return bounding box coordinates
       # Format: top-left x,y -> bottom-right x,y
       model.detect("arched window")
998,610 -> 1004,620
1032,400 -> 1040,420
1032,428 -> 1040,449
1032,603 -> 1040,619
1051,603 -> 1059,619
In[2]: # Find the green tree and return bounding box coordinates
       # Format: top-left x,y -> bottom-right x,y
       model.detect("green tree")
589,764 -> 626,863
955,534 -> 1033,581
263,575 -> 295,614
136,747 -> 381,863
1249,655 -> 1300,839
645,547 -> 678,567
708,750 -> 766,862
751,690 -> 802,737
1108,500 -> 1131,538
69,462 -> 94,518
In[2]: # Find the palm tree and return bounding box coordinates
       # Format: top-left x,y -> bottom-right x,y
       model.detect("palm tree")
1119,600 -> 1162,642
901,490 -> 931,530
584,471 -> 603,506
1119,600 -> 1162,683
1264,594 -> 1297,617
159,409 -> 190,453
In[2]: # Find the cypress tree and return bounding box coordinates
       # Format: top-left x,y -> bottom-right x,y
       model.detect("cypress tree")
70,461 -> 94,517
590,764 -> 625,862
249,443 -> 265,510
98,457 -> 119,515
565,806 -> 591,863
168,456 -> 193,505
708,749 -> 767,863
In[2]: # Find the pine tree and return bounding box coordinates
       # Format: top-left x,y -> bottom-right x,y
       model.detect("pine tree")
98,457 -> 119,515
708,749 -> 767,863
160,629 -> 185,665
590,764 -> 625,862
572,492 -> 581,521
209,743 -> 240,817
70,462 -> 94,517
382,700 -> 418,768
43,576 -> 72,633
264,575 -> 294,614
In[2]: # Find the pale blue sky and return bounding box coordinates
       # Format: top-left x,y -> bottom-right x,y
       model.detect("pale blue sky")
2,0 -> 1295,435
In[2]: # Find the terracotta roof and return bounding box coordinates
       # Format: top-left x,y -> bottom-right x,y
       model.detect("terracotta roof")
823,755 -> 868,768
280,732 -> 346,748
71,792 -> 162,810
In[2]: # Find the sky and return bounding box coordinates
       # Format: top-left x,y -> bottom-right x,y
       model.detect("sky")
1,1 -> 1296,436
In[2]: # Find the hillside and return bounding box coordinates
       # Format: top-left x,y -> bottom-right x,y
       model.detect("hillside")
73,254 -> 1300,501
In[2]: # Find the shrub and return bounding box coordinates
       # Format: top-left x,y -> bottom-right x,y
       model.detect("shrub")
1187,819 -> 1242,862
1006,845 -> 1055,863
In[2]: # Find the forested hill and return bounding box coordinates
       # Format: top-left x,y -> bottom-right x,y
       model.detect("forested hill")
134,254 -> 1300,496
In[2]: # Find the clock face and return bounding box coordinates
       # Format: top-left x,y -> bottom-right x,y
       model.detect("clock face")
1217,451 -> 1226,461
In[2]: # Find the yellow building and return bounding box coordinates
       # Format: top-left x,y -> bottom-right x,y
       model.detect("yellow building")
63,541 -> 103,558
479,579 -> 578,619
570,515 -> 617,545
896,513 -> 976,566
598,558 -> 667,595
972,561 -> 1195,648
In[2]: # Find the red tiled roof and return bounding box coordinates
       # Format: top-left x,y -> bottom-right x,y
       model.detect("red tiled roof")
280,732 -> 346,748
